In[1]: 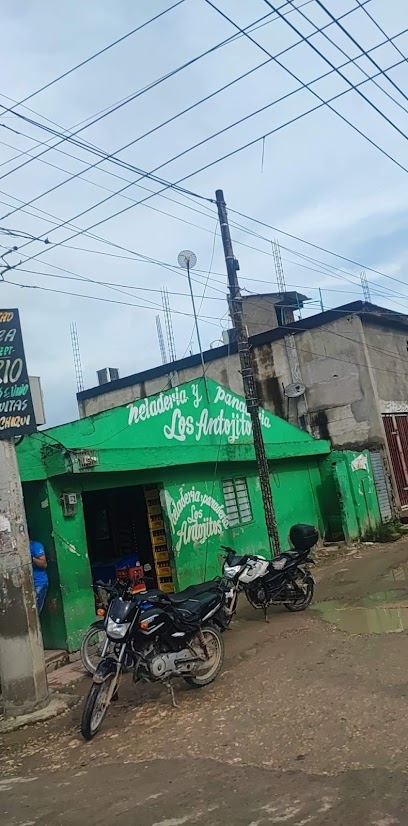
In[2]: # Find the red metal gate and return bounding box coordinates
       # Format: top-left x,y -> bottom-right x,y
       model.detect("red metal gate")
383,414 -> 408,508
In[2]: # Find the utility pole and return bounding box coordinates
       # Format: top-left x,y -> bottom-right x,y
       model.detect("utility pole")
215,190 -> 281,556
0,309 -> 48,717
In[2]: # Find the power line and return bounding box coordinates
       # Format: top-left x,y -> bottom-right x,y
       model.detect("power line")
228,206 -> 408,292
0,0 -> 316,166
286,0 -> 408,117
6,249 -> 408,362
0,2 -> 186,116
3,277 -> 222,327
0,2 -> 375,228
5,274 -> 408,379
0,0 -> 319,171
6,47 -> 408,285
0,172 -> 403,308
10,259 -> 407,310
1,129 -> 406,312
312,0 -> 408,104
355,0 -> 408,63
0,0 -> 310,187
206,0 -> 408,167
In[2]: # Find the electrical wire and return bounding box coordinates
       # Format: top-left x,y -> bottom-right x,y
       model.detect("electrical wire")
0,2 -> 186,115
0,2 -> 375,228
7,272 -> 404,379
355,0 -> 408,63
0,173 -> 402,309
5,44 -> 408,289
1,134 -> 406,311
0,162 -> 405,311
286,0 -> 408,117
5,259 -> 408,365
228,207 -> 408,292
0,0 -> 311,187
205,0 -> 408,170
4,277 -> 223,327
312,0 -> 408,103
0,0 -> 318,171
0,0 -> 316,166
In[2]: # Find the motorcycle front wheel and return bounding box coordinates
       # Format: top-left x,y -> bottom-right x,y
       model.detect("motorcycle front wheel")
284,575 -> 314,612
184,626 -> 224,688
81,673 -> 118,740
223,590 -> 238,626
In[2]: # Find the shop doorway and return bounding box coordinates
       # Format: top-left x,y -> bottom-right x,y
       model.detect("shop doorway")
82,485 -> 174,597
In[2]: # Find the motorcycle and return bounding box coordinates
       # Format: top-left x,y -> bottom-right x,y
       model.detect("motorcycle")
80,579 -> 227,740
221,523 -> 318,620
81,580 -> 138,675
81,571 -> 154,675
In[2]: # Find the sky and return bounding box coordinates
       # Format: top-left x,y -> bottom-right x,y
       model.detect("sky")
0,0 -> 407,426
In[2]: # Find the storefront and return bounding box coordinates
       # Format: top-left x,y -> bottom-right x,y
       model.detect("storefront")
18,376 -> 334,651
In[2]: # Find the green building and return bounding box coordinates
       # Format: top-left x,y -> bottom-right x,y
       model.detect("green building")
17,377 -> 379,652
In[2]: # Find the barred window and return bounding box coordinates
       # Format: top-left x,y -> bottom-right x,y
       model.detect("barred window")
222,478 -> 253,527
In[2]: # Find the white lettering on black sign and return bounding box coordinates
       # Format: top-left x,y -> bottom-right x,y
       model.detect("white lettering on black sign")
0,310 -> 36,438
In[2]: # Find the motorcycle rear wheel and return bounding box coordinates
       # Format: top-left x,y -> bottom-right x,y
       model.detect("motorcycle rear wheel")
81,626 -> 109,675
81,673 -> 117,740
284,576 -> 314,612
184,626 -> 224,688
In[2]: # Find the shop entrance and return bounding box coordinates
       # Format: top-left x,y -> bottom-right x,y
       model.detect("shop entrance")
83,485 -> 174,597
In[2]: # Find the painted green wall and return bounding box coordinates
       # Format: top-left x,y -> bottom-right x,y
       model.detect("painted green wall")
16,377 -> 337,650
163,457 -> 329,591
331,450 -> 381,542
23,480 -> 67,649
46,479 -> 95,651
17,378 -> 330,484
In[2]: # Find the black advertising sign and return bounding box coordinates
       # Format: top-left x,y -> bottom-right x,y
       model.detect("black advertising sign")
0,309 -> 37,438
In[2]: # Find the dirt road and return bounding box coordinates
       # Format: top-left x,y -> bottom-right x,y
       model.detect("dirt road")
2,541 -> 408,825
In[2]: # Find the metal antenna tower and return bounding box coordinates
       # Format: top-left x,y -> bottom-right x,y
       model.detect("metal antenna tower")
272,239 -> 286,294
161,287 -> 177,363
156,315 -> 168,365
360,271 -> 371,302
70,322 -> 84,393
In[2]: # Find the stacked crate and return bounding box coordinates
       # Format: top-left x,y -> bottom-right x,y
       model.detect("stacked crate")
144,488 -> 174,593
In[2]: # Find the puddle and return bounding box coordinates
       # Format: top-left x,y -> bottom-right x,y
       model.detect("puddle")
313,600 -> 408,634
313,562 -> 408,634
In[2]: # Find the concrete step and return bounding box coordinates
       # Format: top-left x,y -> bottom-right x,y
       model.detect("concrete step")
47,659 -> 87,691
44,649 -> 69,673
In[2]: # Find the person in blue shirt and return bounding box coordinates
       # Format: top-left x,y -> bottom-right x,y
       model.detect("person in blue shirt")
29,528 -> 48,613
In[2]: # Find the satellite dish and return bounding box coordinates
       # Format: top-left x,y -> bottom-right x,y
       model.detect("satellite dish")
284,382 -> 305,398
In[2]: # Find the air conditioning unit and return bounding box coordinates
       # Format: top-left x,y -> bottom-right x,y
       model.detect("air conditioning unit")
97,367 -> 120,385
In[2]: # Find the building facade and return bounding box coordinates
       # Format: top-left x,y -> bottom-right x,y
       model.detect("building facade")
17,377 -> 380,652
77,302 -> 406,515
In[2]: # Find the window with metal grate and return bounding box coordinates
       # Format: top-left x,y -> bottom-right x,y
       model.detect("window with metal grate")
222,478 -> 253,527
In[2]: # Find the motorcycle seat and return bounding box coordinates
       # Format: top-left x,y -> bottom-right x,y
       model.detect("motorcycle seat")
138,581 -> 220,604
270,550 -> 305,570
168,581 -> 221,603
175,589 -> 222,619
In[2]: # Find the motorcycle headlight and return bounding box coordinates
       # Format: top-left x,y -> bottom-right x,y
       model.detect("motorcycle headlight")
224,564 -> 241,578
106,617 -> 130,640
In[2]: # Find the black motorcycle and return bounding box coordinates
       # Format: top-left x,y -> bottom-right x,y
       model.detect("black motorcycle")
222,523 -> 318,619
80,580 -> 227,740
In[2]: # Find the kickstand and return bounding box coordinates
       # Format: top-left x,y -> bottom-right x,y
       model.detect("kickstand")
263,604 -> 269,623
165,681 -> 178,708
